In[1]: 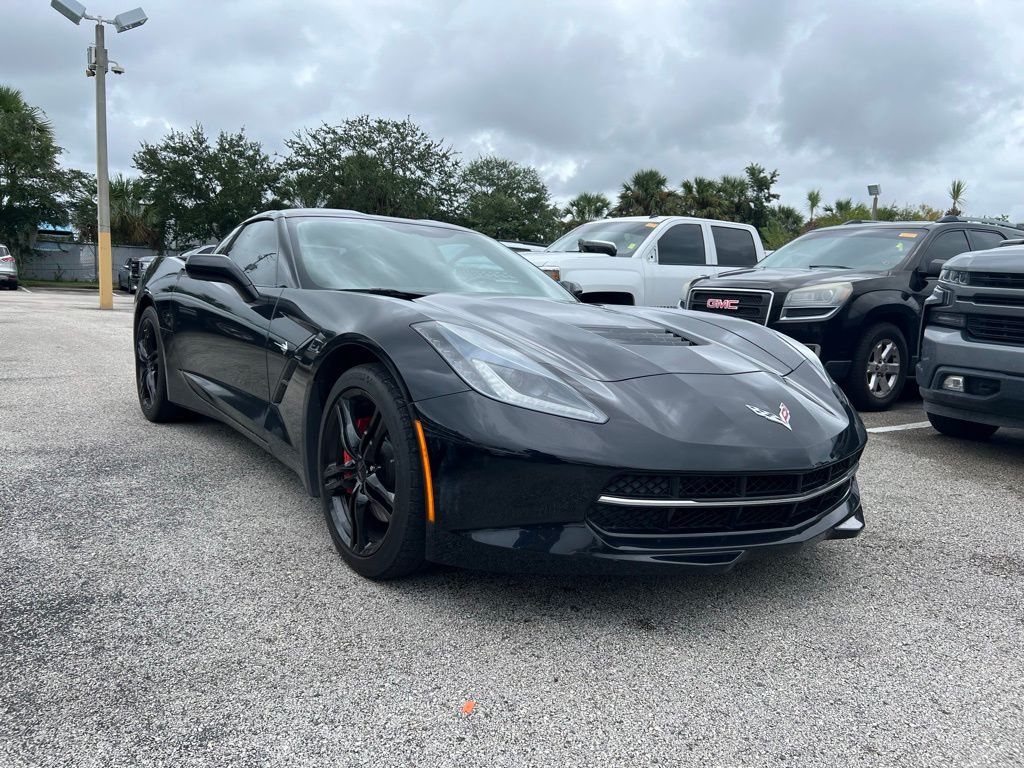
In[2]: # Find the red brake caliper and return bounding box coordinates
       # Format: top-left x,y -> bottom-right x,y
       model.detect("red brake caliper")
343,417 -> 372,494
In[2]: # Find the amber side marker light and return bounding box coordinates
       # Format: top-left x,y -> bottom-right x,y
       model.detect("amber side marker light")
414,420 -> 435,523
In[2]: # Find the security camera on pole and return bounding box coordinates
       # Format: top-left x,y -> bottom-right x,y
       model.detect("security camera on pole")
51,1 -> 148,310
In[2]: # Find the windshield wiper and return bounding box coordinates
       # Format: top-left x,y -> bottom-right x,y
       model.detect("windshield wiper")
808,264 -> 852,270
334,288 -> 430,300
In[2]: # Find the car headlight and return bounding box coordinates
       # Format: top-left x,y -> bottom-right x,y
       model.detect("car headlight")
939,268 -> 970,285
542,268 -> 561,281
413,321 -> 607,423
783,282 -> 853,308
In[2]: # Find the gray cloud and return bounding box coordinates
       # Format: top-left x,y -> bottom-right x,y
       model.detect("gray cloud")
3,0 -> 1023,219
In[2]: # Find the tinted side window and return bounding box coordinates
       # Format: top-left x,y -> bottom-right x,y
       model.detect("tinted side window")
226,220 -> 279,287
925,230 -> 971,264
967,229 -> 1005,251
657,224 -> 705,266
712,226 -> 757,267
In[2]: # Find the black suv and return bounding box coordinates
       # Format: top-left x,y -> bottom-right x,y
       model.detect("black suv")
685,217 -> 1024,410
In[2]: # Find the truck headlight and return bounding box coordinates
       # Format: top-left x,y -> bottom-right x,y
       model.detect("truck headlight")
939,268 -> 969,285
542,268 -> 561,281
783,282 -> 853,308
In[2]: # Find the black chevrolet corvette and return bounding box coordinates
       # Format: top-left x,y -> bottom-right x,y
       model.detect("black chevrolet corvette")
134,209 -> 868,579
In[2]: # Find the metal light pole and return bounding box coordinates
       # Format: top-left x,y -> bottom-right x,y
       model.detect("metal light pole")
51,1 -> 148,310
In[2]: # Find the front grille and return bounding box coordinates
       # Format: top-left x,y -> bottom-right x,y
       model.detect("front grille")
966,314 -> 1024,346
129,260 -> 140,278
581,326 -> 693,346
970,272 -> 1024,290
688,289 -> 773,324
591,453 -> 860,536
968,294 -> 1024,308
602,453 -> 859,502
589,481 -> 852,535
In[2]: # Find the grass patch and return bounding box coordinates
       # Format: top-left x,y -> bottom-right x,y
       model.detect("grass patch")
22,279 -> 100,289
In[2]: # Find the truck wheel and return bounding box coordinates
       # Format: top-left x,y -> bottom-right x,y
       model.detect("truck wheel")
846,323 -> 908,411
927,413 -> 999,440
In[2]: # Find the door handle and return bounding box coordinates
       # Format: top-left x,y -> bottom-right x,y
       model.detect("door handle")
272,340 -> 288,354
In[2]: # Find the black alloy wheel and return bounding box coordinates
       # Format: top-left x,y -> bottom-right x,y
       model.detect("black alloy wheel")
319,364 -> 426,580
135,306 -> 185,423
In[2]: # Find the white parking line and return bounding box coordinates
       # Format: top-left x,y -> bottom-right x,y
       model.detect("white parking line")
17,286 -> 31,293
866,421 -> 932,434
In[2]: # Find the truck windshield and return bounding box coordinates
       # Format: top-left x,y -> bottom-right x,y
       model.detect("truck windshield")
759,227 -> 927,271
546,221 -> 657,256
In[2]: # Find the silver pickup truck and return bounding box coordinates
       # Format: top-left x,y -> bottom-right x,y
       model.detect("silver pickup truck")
918,242 -> 1024,438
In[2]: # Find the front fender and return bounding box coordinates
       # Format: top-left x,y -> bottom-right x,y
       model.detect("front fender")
557,265 -> 645,303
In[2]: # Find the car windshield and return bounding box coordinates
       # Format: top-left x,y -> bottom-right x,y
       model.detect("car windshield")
288,217 -> 574,300
758,227 -> 927,271
546,220 -> 657,256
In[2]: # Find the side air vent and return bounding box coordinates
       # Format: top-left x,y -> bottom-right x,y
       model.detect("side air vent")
580,326 -> 693,346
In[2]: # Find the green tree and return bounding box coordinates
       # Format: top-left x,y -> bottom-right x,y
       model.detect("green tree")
71,173 -> 161,246
947,179 -> 967,216
717,175 -> 752,221
615,169 -> 678,216
563,192 -> 612,228
456,155 -> 560,242
678,176 -> 728,220
760,204 -> 805,249
743,163 -> 780,229
283,116 -> 461,221
0,86 -> 79,261
133,125 -> 281,246
806,189 -> 822,225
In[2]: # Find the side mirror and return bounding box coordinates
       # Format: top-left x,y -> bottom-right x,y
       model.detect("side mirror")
925,259 -> 946,277
578,239 -> 617,257
185,252 -> 260,302
559,280 -> 584,299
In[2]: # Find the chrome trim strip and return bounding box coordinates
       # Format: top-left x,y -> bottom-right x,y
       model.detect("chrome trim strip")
688,287 -> 774,326
597,465 -> 857,508
777,305 -> 842,322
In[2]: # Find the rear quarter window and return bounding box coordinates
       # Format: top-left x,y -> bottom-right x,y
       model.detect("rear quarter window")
712,226 -> 757,267
967,229 -> 1005,251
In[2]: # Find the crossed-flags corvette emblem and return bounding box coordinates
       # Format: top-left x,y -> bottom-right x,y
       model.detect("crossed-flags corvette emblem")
745,402 -> 792,431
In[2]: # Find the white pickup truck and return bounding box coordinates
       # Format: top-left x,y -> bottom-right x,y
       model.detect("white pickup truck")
524,216 -> 765,307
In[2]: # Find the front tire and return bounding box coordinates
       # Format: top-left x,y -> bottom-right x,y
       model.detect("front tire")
927,412 -> 999,440
318,364 -> 426,580
135,306 -> 187,423
846,322 -> 908,411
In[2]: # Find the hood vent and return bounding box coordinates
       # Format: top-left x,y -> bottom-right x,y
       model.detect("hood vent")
580,326 -> 694,346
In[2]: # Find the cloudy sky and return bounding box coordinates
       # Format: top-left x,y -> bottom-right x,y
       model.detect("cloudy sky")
5,0 -> 1024,219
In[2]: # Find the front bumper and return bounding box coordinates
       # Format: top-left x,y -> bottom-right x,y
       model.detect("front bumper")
918,327 -> 1024,429
427,483 -> 863,575
414,383 -> 866,575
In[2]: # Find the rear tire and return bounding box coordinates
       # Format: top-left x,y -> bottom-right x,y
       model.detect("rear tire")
927,413 -> 999,440
846,323 -> 908,411
318,364 -> 426,580
135,306 -> 187,423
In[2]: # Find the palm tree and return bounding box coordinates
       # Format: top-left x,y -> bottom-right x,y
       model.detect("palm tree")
615,169 -> 677,216
947,179 -> 967,216
806,189 -> 821,225
679,176 -> 726,220
0,85 -> 55,144
109,174 -> 159,247
563,192 -> 612,227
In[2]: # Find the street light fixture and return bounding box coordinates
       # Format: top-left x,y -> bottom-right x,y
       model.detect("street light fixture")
50,1 -> 148,310
867,184 -> 881,221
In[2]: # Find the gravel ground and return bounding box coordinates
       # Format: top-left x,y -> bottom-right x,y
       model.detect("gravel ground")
1,289 -> 1022,767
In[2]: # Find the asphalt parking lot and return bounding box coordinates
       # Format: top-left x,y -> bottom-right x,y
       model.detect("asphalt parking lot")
1,289 -> 1022,767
